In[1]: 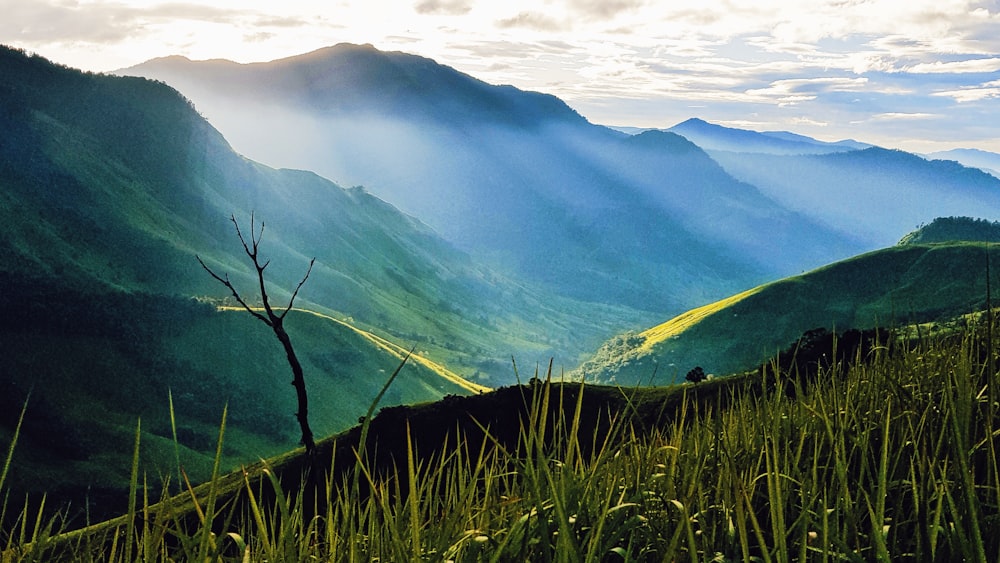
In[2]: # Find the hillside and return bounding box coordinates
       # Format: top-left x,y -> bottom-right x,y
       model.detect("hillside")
0,269 -> 482,524
899,216 -> 1000,245
0,45 -> 613,521
708,146 -> 1000,246
578,241 -> 1000,384
121,44 -> 872,311
927,148 -> 1000,179
20,315 -> 1000,560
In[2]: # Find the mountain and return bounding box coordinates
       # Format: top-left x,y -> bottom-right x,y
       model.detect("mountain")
1,44 -> 638,377
707,146 -> 1000,247
578,241 -> 1000,384
127,44 -> 585,128
667,117 -> 869,155
0,45 -> 631,519
119,44 -> 870,313
661,119 -> 1000,248
572,130 -> 866,273
926,148 -> 1000,180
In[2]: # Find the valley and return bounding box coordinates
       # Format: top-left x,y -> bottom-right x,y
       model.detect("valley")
3,42 -> 1000,547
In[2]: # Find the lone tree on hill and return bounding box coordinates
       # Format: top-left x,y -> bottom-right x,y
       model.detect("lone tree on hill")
197,213 -> 317,453
685,366 -> 706,384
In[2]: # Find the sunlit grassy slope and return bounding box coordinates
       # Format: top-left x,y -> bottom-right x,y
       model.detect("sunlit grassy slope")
18,315 -> 1000,561
638,286 -> 763,351
228,306 -> 490,394
0,285 -> 481,526
580,242 -> 1000,384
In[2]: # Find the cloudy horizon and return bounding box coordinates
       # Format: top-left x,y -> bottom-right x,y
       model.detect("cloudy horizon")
4,0 -> 1000,153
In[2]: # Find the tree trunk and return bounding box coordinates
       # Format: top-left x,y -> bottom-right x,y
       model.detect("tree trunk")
273,320 -> 315,452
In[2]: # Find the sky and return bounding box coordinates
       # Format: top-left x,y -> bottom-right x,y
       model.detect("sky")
4,0 -> 1000,154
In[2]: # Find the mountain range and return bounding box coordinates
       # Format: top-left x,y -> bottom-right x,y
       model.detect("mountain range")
121,43 -> 1000,303
4,41 -> 1000,522
121,44 -> 882,312
0,45 -> 594,519
926,148 -> 1000,180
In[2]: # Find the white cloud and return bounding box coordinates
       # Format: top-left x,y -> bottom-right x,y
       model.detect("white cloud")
934,79 -> 1000,102
4,0 -> 1000,152
496,11 -> 564,32
870,112 -> 937,121
414,0 -> 472,15
743,77 -> 870,106
905,57 -> 1000,73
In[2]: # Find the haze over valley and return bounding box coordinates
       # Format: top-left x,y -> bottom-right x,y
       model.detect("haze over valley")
3,40 -> 1000,527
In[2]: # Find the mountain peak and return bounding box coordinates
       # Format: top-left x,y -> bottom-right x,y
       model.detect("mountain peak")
674,117 -> 712,128
669,117 -> 862,155
124,42 -> 587,128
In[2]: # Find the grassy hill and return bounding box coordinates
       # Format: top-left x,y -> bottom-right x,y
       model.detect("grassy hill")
578,242 -> 1000,384
0,44 -> 575,523
0,271 -> 481,525
10,314 -> 1000,560
899,216 -> 1000,245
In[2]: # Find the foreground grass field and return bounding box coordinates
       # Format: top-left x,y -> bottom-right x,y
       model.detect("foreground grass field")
3,317 -> 1000,561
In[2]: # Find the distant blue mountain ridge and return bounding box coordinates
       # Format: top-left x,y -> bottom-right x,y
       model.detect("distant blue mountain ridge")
122,43 -> 1000,308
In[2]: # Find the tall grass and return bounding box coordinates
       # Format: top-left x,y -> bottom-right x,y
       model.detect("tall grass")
3,319 -> 1000,561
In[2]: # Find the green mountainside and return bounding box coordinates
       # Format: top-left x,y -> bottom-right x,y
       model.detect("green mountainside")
0,45 -> 619,519
899,216 -> 1000,245
0,276 -> 474,523
122,44 -> 877,312
578,242 -> 1000,384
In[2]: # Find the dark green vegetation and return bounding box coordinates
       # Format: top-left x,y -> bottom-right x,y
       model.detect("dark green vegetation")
580,242 -> 1000,384
899,216 -> 1000,245
0,270 -> 473,526
0,45 -> 614,522
7,317 -> 1000,561
7,41 -> 1000,559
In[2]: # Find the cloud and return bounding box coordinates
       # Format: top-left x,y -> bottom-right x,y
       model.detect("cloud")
791,116 -> 830,127
414,0 -> 472,16
905,57 -> 1000,73
566,0 -> 644,20
934,79 -> 1000,102
2,1 -> 309,45
744,77 -> 870,105
870,112 -> 937,121
496,12 -> 564,32
6,0 -> 1000,152
3,1 -> 139,43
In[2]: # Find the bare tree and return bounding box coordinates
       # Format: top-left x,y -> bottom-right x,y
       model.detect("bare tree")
197,213 -> 317,453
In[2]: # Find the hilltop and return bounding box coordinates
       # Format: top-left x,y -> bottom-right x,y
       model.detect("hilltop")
578,241 -> 1000,383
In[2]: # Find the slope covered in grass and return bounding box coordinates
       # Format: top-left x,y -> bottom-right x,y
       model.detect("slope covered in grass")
0,271 -> 480,525
579,242 -> 1000,384
13,317 -> 1000,561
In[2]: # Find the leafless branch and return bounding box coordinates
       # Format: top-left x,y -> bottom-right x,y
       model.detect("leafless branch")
196,254 -> 272,326
281,257 -> 316,320
199,212 -> 318,453
231,213 -> 254,260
